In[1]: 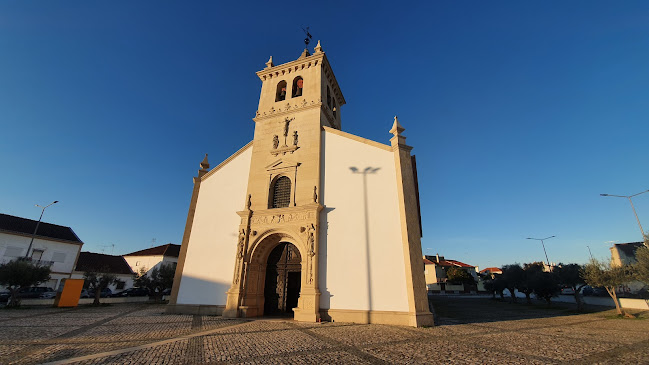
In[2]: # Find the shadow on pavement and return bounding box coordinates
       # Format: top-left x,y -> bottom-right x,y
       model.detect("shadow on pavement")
429,295 -> 612,325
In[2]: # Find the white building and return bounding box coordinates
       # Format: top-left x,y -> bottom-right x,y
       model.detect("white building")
168,43 -> 433,327
123,243 -> 179,277
0,213 -> 83,290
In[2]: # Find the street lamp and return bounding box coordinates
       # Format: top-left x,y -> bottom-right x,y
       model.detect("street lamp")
25,201 -> 59,259
526,235 -> 555,268
600,189 -> 648,241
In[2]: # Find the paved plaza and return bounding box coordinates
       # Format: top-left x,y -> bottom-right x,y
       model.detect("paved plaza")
0,297 -> 648,364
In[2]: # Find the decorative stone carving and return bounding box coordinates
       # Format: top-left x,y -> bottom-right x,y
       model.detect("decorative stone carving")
272,135 -> 279,149
250,211 -> 316,225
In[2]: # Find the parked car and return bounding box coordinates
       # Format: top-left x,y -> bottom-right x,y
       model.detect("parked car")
115,288 -> 150,297
19,287 -> 54,299
40,290 -> 57,299
80,289 -> 90,298
162,288 -> 171,296
582,286 -> 607,297
87,288 -> 112,298
0,291 -> 10,302
560,287 -> 575,295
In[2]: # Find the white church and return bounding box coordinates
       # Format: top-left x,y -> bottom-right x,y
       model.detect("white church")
167,42 -> 433,327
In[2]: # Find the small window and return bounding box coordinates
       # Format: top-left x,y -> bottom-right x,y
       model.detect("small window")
292,76 -> 303,97
271,176 -> 291,208
4,246 -> 23,257
276,80 -> 287,102
52,252 -> 66,263
326,86 -> 331,108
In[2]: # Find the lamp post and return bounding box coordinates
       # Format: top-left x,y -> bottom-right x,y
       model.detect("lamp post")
526,235 -> 555,268
25,201 -> 58,259
600,190 -> 648,241
586,245 -> 594,260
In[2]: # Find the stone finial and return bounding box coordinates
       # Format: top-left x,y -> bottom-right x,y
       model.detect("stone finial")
265,56 -> 274,69
314,40 -> 323,54
299,48 -> 311,59
390,116 -> 405,136
200,154 -> 210,170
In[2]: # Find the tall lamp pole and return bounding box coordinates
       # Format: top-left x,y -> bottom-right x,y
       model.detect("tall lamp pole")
526,235 -> 555,268
25,201 -> 59,259
600,189 -> 648,242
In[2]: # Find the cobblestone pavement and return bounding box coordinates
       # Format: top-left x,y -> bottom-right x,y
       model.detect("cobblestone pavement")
0,297 -> 647,364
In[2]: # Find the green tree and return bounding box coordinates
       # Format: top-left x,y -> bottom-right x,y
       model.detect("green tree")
581,258 -> 633,316
555,263 -> 587,311
521,262 -> 545,304
0,259 -> 51,308
84,270 -> 116,305
634,236 -> 649,285
482,273 -> 506,300
446,267 -> 474,285
531,271 -> 560,305
501,264 -> 525,303
134,263 -> 176,302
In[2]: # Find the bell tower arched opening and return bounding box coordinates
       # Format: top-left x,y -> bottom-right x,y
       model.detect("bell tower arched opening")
263,242 -> 302,316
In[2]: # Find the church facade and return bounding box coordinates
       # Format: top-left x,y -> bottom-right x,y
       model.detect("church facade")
167,42 -> 433,327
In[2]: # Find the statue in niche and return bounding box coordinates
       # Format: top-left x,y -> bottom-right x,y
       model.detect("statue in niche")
307,224 -> 315,257
237,229 -> 245,258
293,131 -> 298,146
272,135 -> 279,149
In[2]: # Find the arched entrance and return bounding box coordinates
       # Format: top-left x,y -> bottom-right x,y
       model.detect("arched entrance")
264,242 -> 302,316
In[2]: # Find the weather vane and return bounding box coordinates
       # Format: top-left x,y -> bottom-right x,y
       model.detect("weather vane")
302,27 -> 312,48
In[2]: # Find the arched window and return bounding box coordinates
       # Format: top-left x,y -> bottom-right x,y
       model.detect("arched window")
276,81 -> 287,102
292,76 -> 303,97
271,176 -> 291,208
326,86 -> 331,108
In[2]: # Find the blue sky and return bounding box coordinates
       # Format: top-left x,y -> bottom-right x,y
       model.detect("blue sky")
0,1 -> 647,268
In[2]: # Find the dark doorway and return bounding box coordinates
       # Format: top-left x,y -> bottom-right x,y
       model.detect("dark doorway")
264,242 -> 302,316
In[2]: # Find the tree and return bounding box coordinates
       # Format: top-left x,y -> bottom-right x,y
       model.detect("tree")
634,237 -> 649,285
135,263 -> 176,302
446,267 -> 474,285
84,270 -> 116,305
521,262 -> 545,304
0,259 -> 51,308
482,273 -> 506,300
581,258 -> 633,316
531,271 -> 560,305
555,263 -> 587,311
501,264 -> 525,303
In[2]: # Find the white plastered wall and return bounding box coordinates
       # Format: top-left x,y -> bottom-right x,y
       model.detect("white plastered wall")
176,146 -> 253,306
319,130 -> 409,312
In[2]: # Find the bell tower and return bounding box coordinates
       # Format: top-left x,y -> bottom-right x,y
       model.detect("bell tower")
223,42 -> 344,321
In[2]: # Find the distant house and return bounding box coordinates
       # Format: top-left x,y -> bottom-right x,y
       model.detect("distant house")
610,241 -> 647,294
610,241 -> 645,266
123,243 -> 179,277
71,252 -> 136,294
0,213 -> 83,290
480,267 -> 503,277
423,254 -> 483,293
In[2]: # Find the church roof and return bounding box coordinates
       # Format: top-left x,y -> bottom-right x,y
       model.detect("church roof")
75,252 -> 134,275
124,243 -> 180,258
0,213 -> 83,244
